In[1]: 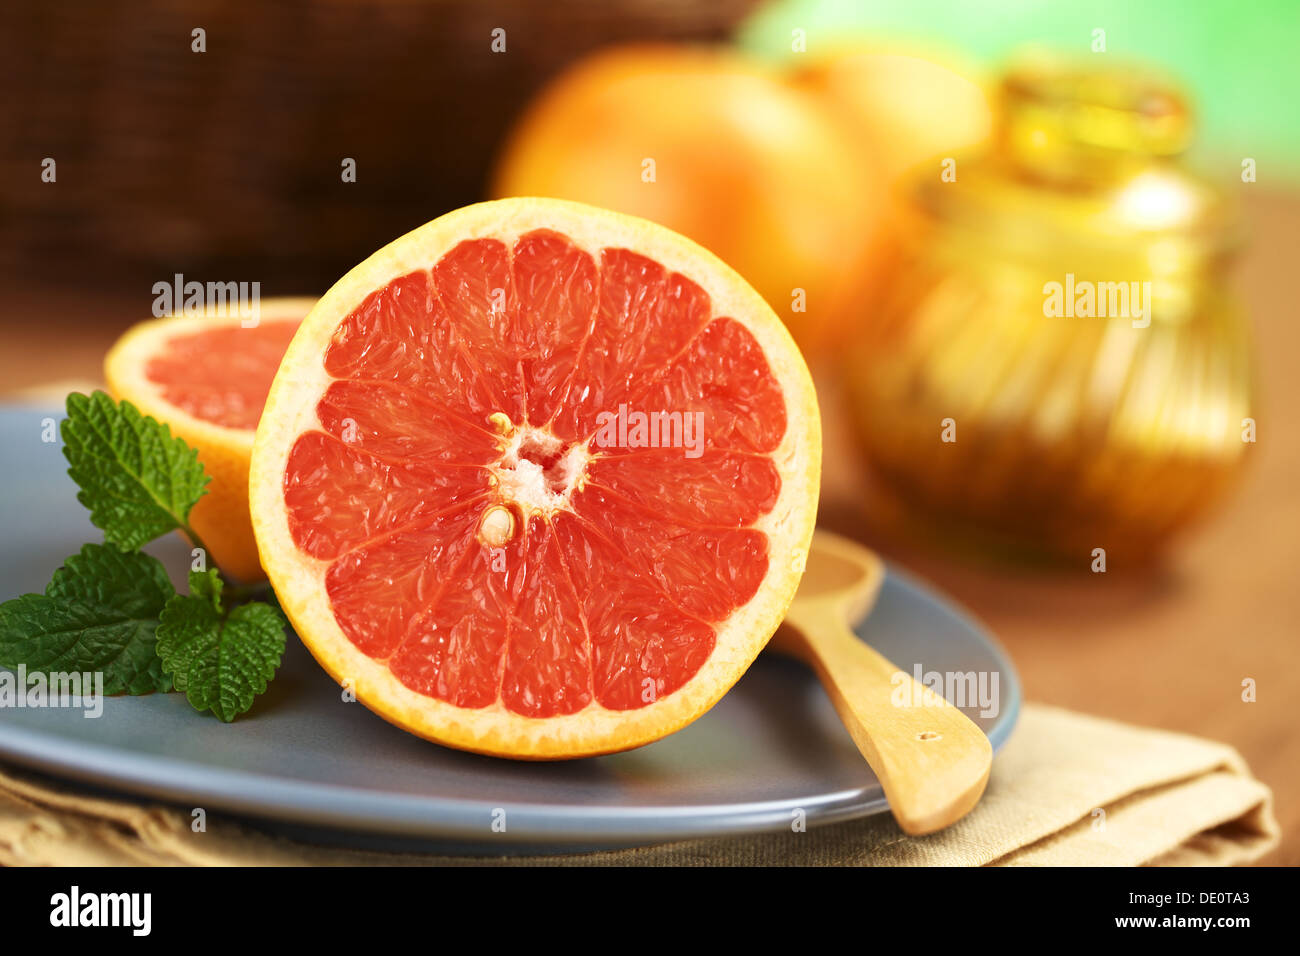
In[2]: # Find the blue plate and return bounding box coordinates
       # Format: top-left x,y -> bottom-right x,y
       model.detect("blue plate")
0,406 -> 1019,851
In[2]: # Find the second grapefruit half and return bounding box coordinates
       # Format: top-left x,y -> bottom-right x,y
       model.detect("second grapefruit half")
250,198 -> 820,758
105,298 -> 314,582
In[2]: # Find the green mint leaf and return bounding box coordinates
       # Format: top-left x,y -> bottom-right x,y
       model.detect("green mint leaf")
61,390 -> 209,551
157,571 -> 286,722
0,544 -> 175,694
187,566 -> 223,608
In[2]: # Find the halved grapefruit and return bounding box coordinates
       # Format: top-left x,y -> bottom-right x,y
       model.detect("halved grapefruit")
249,198 -> 821,758
105,298 -> 314,582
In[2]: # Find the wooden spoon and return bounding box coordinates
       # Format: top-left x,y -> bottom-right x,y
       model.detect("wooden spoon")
768,530 -> 993,835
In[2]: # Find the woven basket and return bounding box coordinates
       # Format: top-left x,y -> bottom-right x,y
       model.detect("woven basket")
0,0 -> 756,293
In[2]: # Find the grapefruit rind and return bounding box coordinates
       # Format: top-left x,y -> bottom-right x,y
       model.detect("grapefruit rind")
249,199 -> 821,758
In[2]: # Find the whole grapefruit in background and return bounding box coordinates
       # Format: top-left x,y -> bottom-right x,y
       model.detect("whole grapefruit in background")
104,299 -> 314,582
791,48 -> 994,184
491,45 -> 892,358
249,198 -> 821,758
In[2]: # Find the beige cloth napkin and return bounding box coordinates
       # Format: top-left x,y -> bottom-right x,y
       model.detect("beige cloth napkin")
0,704 -> 1278,866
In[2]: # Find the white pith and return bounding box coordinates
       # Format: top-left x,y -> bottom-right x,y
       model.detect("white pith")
486,421 -> 591,532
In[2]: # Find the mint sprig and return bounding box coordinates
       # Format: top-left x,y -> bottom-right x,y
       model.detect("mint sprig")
158,570 -> 286,722
62,391 -> 210,551
0,391 -> 285,721
0,544 -> 174,695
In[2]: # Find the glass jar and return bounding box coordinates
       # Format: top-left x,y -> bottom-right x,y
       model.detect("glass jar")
844,52 -> 1255,563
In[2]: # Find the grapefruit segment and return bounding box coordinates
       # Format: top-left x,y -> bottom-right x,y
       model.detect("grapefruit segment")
104,298 -> 316,582
639,317 -> 789,454
512,229 -> 599,427
316,379 -> 499,462
283,431 -> 490,561
433,239 -> 526,423
250,198 -> 820,758
568,485 -> 768,621
586,449 -> 780,527
387,524 -> 524,710
323,270 -> 478,417
503,521 -> 592,718
552,512 -> 717,711
550,248 -> 712,442
323,502 -> 486,660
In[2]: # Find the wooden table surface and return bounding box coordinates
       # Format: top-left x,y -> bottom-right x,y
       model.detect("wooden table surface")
1,191 -> 1295,864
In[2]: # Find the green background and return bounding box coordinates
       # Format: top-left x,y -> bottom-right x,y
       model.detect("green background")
739,0 -> 1300,185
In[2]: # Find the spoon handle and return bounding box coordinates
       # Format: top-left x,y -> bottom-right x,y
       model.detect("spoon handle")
781,607 -> 993,836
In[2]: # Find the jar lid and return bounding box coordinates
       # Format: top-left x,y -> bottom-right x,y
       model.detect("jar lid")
911,51 -> 1240,270
1001,49 -> 1191,185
